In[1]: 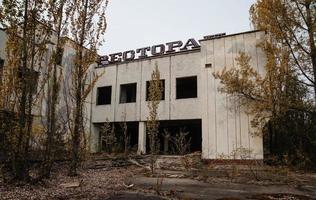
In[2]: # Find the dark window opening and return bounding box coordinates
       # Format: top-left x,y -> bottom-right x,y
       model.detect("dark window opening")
146,80 -> 165,101
56,47 -> 64,66
120,83 -> 137,103
17,67 -> 39,95
0,58 -> 4,82
146,119 -> 202,155
30,70 -> 39,94
176,76 -> 197,99
97,86 -> 112,105
205,63 -> 212,68
0,58 -> 4,69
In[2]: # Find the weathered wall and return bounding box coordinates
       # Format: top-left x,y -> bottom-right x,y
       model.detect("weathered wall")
0,29 -> 95,150
0,28 -> 266,159
90,30 -> 266,159
0,30 -> 7,59
200,31 -> 266,159
92,50 -> 202,123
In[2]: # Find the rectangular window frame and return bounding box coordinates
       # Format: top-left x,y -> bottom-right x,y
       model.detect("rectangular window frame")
119,82 -> 137,104
96,86 -> 112,105
146,79 -> 165,101
176,76 -> 198,99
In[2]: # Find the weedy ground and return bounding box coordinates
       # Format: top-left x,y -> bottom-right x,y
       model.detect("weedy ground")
1,153 -> 315,200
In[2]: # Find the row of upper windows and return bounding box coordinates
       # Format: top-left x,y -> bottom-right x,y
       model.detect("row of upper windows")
96,76 -> 197,105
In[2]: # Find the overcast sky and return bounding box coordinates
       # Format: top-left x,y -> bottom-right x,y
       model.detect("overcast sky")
100,0 -> 256,55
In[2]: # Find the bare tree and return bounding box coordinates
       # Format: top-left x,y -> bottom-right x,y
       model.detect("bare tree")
170,128 -> 191,155
66,0 -> 108,176
100,118 -> 116,153
120,112 -> 129,156
41,0 -> 71,178
0,0 -> 52,181
251,0 -> 316,101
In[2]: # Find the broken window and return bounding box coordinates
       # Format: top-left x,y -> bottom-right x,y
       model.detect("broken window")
146,79 -> 165,101
120,83 -> 137,103
97,86 -> 112,105
176,76 -> 197,99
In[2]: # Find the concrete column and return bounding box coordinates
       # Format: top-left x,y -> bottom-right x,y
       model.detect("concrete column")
90,124 -> 100,153
137,122 -> 146,154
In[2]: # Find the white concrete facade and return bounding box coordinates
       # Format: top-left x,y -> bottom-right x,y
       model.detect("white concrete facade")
0,28 -> 265,159
88,30 -> 266,160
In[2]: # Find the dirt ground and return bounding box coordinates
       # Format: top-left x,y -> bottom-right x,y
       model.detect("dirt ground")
1,154 -> 316,200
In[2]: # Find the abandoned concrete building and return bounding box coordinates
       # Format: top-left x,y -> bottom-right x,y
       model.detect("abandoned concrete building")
0,27 -> 266,160
88,30 -> 266,160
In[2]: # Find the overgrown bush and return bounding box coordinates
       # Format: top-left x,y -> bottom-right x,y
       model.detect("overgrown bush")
100,121 -> 117,154
170,128 -> 191,155
264,110 -> 316,169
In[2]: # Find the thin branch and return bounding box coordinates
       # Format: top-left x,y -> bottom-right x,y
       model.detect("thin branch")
294,0 -> 308,27
276,19 -> 315,84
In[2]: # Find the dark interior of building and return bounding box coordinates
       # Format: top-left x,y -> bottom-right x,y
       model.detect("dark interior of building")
176,76 -> 197,99
146,119 -> 202,155
97,119 -> 202,155
120,83 -> 137,103
98,122 -> 139,153
97,86 -> 112,105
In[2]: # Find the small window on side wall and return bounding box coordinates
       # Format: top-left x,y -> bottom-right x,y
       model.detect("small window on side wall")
56,47 -> 64,66
120,83 -> 137,103
146,80 -> 165,101
0,58 -> 4,68
176,76 -> 197,99
17,67 -> 39,95
97,86 -> 112,105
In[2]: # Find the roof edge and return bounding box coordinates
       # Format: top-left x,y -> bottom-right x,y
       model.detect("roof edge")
199,30 -> 263,42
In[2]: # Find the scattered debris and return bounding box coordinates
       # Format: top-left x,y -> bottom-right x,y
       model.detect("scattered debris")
1,154 -> 316,200
123,182 -> 134,189
128,158 -> 151,171
0,162 -> 130,200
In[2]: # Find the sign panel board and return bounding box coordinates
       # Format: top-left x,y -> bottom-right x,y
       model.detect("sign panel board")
98,38 -> 200,67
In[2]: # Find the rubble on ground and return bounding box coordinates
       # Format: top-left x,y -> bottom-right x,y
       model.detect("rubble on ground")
1,153 -> 315,200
